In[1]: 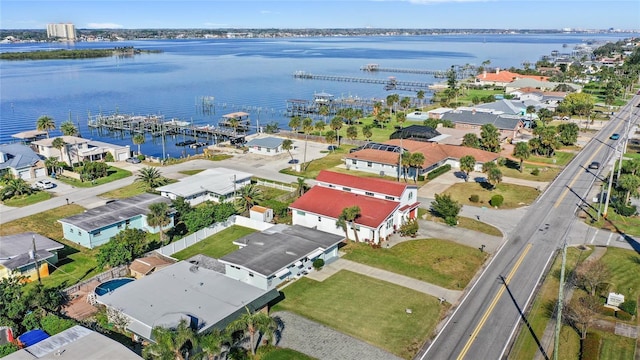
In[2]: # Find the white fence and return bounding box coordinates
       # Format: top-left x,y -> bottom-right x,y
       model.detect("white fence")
255,179 -> 295,192
235,215 -> 275,231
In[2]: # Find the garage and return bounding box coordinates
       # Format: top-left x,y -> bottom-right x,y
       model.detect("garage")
18,169 -> 31,180
35,167 -> 47,178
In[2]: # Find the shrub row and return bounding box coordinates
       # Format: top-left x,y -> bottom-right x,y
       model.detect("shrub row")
427,164 -> 451,180
580,332 -> 601,360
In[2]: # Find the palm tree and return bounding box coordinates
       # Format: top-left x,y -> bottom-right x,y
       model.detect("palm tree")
227,308 -> 276,356
409,152 -> 425,182
1,178 -> 32,200
401,151 -> 412,182
512,142 -> 531,173
235,184 -> 262,215
143,319 -> 196,360
330,116 -> 343,144
346,126 -> 358,140
400,96 -> 411,111
51,137 -> 71,166
282,139 -> 294,162
487,167 -> 503,190
147,202 -> 171,244
295,177 -> 308,198
288,116 -> 301,133
338,206 -> 361,242
325,130 -> 337,151
136,166 -> 168,189
197,329 -> 229,360
459,155 -> 476,182
227,117 -> 240,137
60,121 -> 78,136
318,105 -> 330,124
133,134 -> 145,155
44,156 -> 58,176
396,112 -> 406,129
618,174 -> 640,204
362,126 -> 373,141
314,120 -> 325,135
36,115 -> 55,138
416,90 -> 425,107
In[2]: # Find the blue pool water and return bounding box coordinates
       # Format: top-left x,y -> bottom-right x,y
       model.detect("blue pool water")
95,278 -> 134,296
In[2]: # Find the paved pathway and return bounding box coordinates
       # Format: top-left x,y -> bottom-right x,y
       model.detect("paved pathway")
273,311 -> 403,360
306,258 -> 462,304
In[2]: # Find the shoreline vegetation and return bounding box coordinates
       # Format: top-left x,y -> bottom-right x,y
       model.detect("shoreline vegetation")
0,46 -> 162,60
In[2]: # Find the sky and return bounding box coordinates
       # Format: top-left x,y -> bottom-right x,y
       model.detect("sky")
1,0 -> 638,31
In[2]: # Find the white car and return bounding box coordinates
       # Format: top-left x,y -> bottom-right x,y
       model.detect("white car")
35,180 -> 54,189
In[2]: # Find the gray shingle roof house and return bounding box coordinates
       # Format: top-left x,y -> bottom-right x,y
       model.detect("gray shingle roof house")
95,261 -> 279,341
58,194 -> 174,249
440,109 -> 523,139
245,136 -> 284,156
0,143 -> 47,180
0,232 -> 64,281
4,325 -> 142,360
220,224 -> 344,290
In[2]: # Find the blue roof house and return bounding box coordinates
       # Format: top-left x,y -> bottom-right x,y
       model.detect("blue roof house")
245,136 -> 284,156
58,194 -> 174,249
0,143 -> 47,180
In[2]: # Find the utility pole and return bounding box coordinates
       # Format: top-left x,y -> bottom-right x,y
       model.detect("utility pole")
31,234 -> 42,285
603,160 -> 616,218
553,241 -> 567,360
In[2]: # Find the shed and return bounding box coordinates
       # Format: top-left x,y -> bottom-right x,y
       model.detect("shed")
250,205 -> 273,223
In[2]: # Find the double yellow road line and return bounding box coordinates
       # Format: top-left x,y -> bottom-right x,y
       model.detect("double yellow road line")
456,243 -> 532,360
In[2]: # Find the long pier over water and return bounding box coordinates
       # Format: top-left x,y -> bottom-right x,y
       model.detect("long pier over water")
292,71 -> 434,91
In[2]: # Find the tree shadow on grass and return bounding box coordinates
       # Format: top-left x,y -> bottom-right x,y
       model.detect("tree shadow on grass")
504,158 -> 520,170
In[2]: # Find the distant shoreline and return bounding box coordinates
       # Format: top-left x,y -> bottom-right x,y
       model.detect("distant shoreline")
0,47 -> 162,60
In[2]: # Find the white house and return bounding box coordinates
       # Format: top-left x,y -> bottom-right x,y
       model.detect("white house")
31,136 -> 130,165
245,137 -> 284,156
156,167 -> 252,206
289,171 -> 420,244
219,224 -> 344,290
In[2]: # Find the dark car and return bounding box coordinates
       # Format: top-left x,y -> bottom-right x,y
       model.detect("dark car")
126,157 -> 141,164
588,161 -> 600,170
610,133 -> 620,140
288,159 -> 299,164
327,145 -> 338,151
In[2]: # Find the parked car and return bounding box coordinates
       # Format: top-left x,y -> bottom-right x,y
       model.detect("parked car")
126,157 -> 141,164
610,133 -> 620,140
327,145 -> 338,151
588,161 -> 600,170
35,180 -> 54,189
288,159 -> 300,164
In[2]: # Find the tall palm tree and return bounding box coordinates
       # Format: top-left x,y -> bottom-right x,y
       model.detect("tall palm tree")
325,130 -> 337,151
318,104 -> 330,124
314,120 -> 325,135
227,308 -> 276,356
133,133 -> 145,155
512,142 -> 531,173
282,139 -> 294,162
60,121 -> 78,136
288,116 -> 301,133
147,202 -> 171,244
337,206 -> 361,242
401,151 -> 412,182
400,96 -> 411,111
51,137 -> 71,166
136,166 -> 168,189
234,184 -> 262,215
295,177 -> 308,198
143,319 -> 196,360
416,90 -> 425,107
44,156 -> 58,176
459,155 -> 476,182
36,116 -> 55,138
197,329 -> 229,360
409,152 -> 425,182
329,117 -> 343,144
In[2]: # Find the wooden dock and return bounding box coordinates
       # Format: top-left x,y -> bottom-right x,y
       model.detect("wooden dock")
292,71 -> 434,91
360,63 -> 447,77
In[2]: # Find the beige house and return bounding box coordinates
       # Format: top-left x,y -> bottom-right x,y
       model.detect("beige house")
32,136 -> 129,165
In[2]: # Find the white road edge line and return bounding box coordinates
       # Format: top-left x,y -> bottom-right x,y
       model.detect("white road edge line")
590,229 -> 599,244
607,232 -> 613,246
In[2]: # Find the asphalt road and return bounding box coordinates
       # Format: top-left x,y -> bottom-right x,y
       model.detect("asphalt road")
419,95 -> 640,360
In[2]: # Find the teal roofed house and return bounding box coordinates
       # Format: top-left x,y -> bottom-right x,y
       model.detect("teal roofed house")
58,194 -> 174,249
245,136 -> 284,156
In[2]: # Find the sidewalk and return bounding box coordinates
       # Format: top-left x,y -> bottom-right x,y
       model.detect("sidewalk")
306,258 -> 462,304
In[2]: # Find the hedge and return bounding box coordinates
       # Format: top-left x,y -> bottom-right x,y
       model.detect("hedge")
580,332 -> 601,360
427,164 -> 451,180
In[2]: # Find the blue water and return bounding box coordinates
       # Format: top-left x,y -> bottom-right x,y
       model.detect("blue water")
1,33 -> 636,157
95,277 -> 134,296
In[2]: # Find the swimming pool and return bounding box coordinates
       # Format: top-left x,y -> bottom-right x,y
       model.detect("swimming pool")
95,278 -> 134,296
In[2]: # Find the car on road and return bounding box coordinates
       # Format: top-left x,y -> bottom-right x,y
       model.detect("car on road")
288,159 -> 299,164
588,161 -> 600,170
34,180 -> 54,189
126,157 -> 141,164
327,145 -> 338,151
610,133 -> 620,140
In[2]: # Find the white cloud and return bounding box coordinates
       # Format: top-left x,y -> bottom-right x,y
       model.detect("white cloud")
85,22 -> 123,29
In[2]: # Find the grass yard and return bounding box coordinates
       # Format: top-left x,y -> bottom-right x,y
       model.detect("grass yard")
172,225 -> 256,260
597,330 -> 637,360
272,270 -> 447,359
342,239 -> 488,289
456,216 -> 503,237
509,247 -> 592,360
99,181 -> 148,199
280,146 -> 354,179
57,166 -> 132,188
178,169 -> 205,175
444,182 -> 540,209
501,159 -> 561,182
584,206 -> 640,236
0,204 -> 103,289
258,347 -> 317,360
2,190 -> 52,207
599,247 -> 640,308
527,151 -> 575,166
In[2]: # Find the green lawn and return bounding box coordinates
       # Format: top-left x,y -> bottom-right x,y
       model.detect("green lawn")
527,151 -> 575,166
99,182 -> 148,199
585,206 -> 640,236
444,182 -> 540,209
172,225 -> 256,260
456,216 -> 503,237
280,146 -> 354,179
2,190 -> 52,207
259,347 -> 317,360
272,270 -> 447,359
56,166 -> 132,188
501,159 -> 561,182
510,247 -> 592,360
178,169 -> 205,175
598,330 -> 637,360
342,239 -> 488,289
599,247 -> 640,309
0,204 -> 102,289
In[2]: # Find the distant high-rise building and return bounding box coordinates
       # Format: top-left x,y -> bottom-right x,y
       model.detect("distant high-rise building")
46,23 -> 76,40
